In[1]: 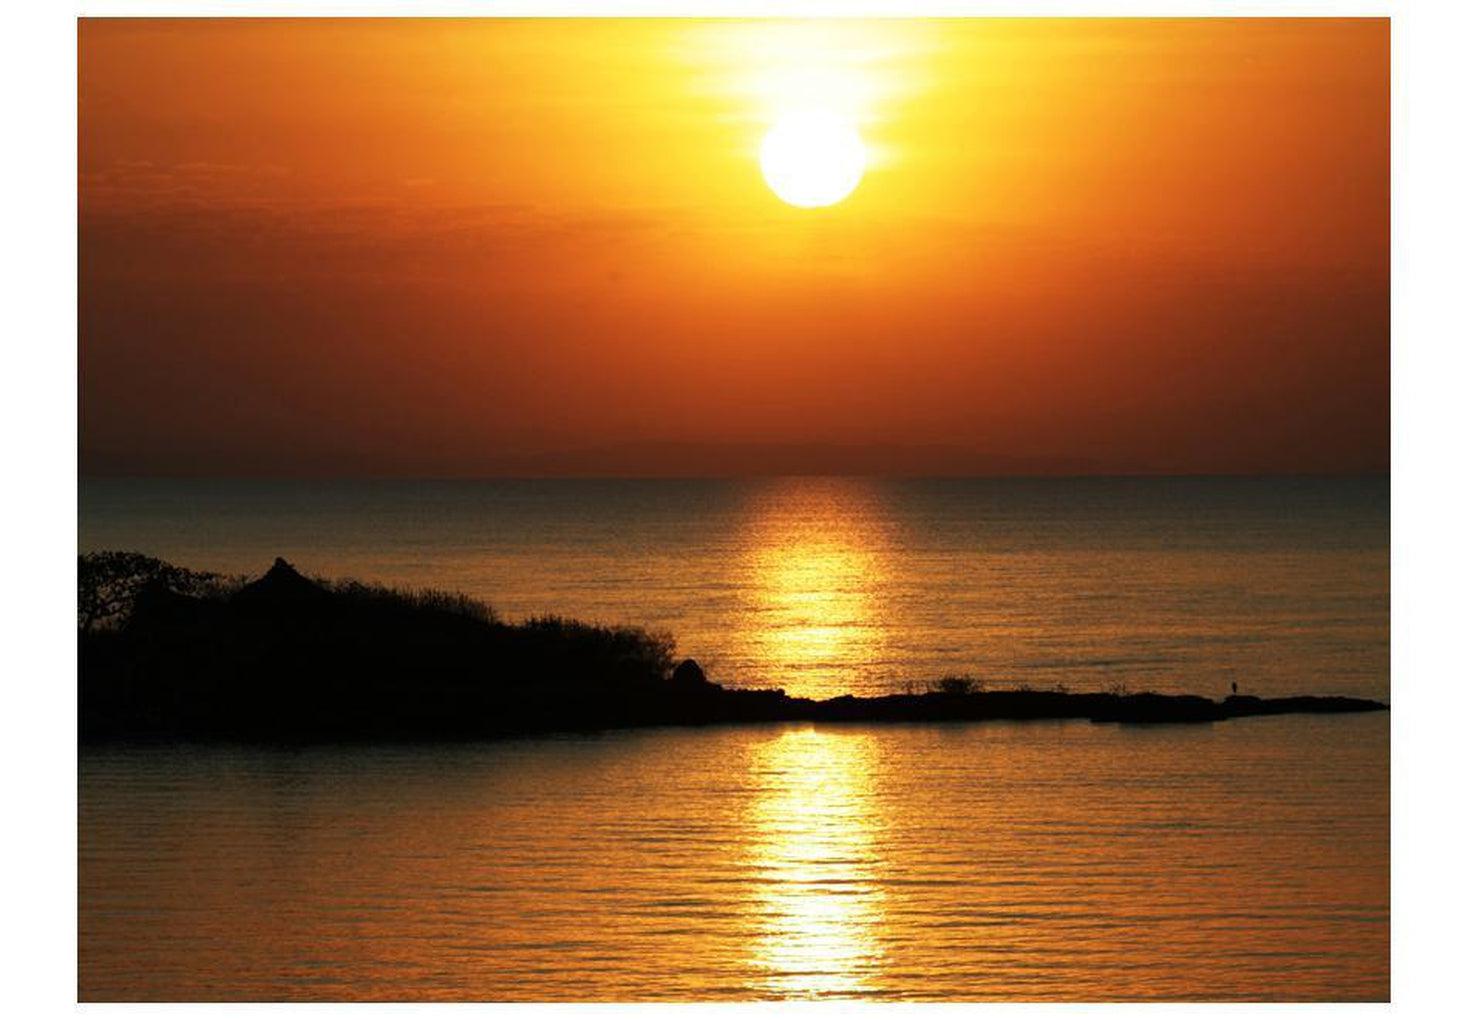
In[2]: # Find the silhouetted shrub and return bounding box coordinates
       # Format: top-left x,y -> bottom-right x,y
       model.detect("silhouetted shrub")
321,578 -> 498,625
929,674 -> 983,696
521,615 -> 676,680
78,553 -> 688,740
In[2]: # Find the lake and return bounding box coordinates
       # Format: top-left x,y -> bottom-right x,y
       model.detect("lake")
79,714 -> 1388,1000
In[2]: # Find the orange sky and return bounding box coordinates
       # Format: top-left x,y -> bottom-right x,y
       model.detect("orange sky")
79,18 -> 1388,476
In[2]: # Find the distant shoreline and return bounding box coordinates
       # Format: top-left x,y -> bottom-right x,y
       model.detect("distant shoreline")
79,553 -> 1386,744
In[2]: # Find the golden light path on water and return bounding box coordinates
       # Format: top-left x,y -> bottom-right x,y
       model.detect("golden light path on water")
741,479 -> 894,696
744,729 -> 885,995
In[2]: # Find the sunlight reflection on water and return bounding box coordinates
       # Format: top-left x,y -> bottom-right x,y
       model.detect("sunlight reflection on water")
745,728 -> 885,995
742,479 -> 894,697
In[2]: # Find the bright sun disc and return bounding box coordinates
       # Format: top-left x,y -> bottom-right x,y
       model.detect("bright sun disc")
760,110 -> 867,208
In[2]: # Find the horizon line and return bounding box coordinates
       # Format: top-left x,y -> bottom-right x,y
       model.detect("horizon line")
77,469 -> 1391,483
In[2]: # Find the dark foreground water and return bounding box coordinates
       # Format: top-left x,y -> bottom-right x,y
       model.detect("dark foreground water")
79,475 -> 1388,701
79,715 -> 1388,1001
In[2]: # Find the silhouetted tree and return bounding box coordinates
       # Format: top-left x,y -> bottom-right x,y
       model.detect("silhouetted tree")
78,551 -> 226,632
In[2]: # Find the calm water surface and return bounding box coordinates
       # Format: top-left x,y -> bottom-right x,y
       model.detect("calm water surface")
78,476 -> 1388,999
79,475 -> 1388,700
79,715 -> 1387,1001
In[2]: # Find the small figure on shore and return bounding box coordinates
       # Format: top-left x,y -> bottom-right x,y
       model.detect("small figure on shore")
1231,681 -> 1238,695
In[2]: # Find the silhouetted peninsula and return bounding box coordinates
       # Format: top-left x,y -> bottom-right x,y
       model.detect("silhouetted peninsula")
79,554 -> 1387,743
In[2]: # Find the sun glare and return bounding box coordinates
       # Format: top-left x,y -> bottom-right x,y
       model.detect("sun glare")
759,110 -> 867,208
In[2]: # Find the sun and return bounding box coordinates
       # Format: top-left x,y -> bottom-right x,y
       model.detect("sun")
759,110 -> 867,208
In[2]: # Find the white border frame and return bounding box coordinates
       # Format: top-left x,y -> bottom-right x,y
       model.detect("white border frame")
9,1 -> 1464,1016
